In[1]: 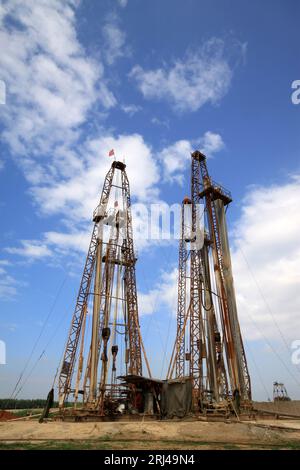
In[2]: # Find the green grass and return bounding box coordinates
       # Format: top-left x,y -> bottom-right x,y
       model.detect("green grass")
0,439 -> 300,450
0,440 -> 111,450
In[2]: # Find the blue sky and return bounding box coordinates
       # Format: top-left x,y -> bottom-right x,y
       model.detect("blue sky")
0,0 -> 300,401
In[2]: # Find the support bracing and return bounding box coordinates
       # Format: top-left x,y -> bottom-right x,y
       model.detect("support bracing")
170,150 -> 251,413
57,160 -> 150,415
175,198 -> 190,378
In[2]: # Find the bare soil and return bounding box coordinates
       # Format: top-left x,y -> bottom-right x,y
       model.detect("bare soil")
0,411 -> 16,421
1,418 -> 300,450
254,400 -> 300,416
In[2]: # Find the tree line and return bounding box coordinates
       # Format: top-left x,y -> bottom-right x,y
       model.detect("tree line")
0,399 -> 59,409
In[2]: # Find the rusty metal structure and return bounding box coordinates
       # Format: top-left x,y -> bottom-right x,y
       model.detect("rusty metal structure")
57,160 -> 151,417
168,150 -> 251,412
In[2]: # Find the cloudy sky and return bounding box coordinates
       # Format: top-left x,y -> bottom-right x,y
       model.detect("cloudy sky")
0,0 -> 300,401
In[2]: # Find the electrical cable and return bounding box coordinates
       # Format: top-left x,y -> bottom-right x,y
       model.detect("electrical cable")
138,239 -> 177,378
244,340 -> 271,401
6,275 -> 68,406
238,247 -> 300,386
13,350 -> 46,400
239,247 -> 300,370
12,297 -> 74,400
242,302 -> 300,388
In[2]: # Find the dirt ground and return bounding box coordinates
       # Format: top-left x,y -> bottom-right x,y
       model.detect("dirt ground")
254,400 -> 300,416
1,419 -> 300,450
0,411 -> 15,421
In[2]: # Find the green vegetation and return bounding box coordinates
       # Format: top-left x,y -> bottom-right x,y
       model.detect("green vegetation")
8,409 -> 39,417
0,439 -> 300,451
0,399 -> 75,410
0,399 -> 58,410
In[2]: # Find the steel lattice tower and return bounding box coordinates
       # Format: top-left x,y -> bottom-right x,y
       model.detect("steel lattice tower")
196,151 -> 251,403
58,160 -> 150,414
175,197 -> 190,378
169,150 -> 251,410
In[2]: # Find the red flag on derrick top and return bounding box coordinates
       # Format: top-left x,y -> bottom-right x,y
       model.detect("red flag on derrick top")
108,149 -> 115,157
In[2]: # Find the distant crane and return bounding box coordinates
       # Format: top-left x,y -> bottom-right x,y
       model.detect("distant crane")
273,382 -> 291,401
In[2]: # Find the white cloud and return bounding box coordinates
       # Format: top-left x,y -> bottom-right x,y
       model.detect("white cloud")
0,1 -> 225,278
139,267 -> 178,316
200,131 -> 224,156
137,175 -> 300,343
121,104 -> 141,116
0,264 -> 19,300
0,260 -> 11,266
160,139 -> 194,185
6,240 -> 52,259
3,230 -> 91,270
4,132 -> 162,259
0,1 -> 164,262
102,14 -> 128,65
117,0 -> 128,7
231,175 -> 300,342
32,133 -> 160,222
130,38 -> 243,112
0,0 -> 115,161
151,117 -> 169,128
0,1 -> 152,262
44,230 -> 90,254
5,129 -> 224,261
160,131 -> 224,184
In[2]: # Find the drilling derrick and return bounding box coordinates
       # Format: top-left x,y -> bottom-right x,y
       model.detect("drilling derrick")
169,150 -> 251,413
57,160 -> 150,417
175,197 -> 190,379
195,150 -> 251,404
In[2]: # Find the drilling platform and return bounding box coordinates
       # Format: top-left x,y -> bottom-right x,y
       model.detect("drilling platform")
167,150 -> 252,416
45,151 -> 252,421
56,160 -> 153,420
